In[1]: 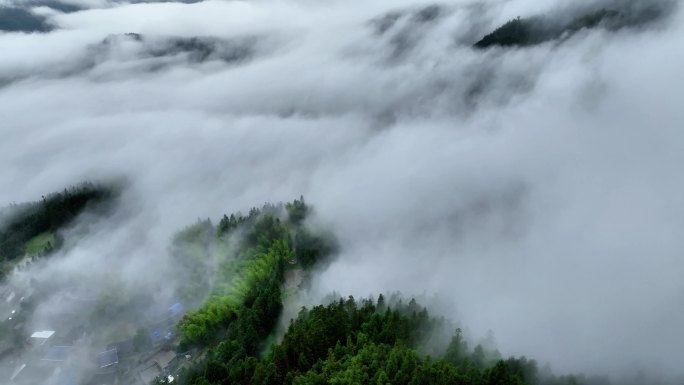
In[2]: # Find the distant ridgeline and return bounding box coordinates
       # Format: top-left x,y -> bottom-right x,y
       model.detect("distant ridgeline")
474,3 -> 670,49
93,33 -> 256,65
0,7 -> 53,33
0,182 -> 117,275
165,200 -> 604,385
0,1 -> 205,34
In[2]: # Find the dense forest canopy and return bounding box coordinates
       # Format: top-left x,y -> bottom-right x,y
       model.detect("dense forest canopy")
160,198 -> 341,383
173,294 -> 613,385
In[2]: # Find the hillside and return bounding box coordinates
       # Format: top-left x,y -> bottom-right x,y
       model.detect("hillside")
474,3 -> 671,49
0,182 -> 117,277
160,202 -> 595,385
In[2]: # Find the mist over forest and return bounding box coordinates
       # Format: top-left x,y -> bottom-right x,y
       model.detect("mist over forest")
1,0 -> 683,384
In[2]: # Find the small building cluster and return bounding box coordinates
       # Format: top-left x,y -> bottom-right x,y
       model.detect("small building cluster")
0,299 -> 190,385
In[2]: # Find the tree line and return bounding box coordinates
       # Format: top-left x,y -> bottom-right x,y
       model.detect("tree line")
164,199 -> 611,385
473,6 -> 663,49
0,182 -> 116,275
173,292 -> 611,385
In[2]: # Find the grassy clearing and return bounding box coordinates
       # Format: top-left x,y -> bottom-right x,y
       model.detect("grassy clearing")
24,231 -> 54,256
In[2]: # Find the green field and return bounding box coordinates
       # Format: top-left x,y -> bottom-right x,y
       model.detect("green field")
24,232 -> 55,256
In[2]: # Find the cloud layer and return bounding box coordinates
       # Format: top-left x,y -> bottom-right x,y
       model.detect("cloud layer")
1,0 -> 683,380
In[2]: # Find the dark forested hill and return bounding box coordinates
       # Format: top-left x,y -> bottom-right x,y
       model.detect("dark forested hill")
174,293 -> 608,385
0,182 -> 117,274
474,3 -> 672,49
0,7 -> 52,33
164,200 -> 603,385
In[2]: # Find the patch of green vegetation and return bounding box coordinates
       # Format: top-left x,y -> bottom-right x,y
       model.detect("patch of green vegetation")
173,198 -> 335,354
24,231 -> 55,257
176,295 -> 596,385
0,182 -> 116,261
0,182 -> 118,280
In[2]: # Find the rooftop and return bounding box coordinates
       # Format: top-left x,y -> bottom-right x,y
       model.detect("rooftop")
31,330 -> 55,339
152,350 -> 177,369
106,339 -> 134,357
97,348 -> 119,368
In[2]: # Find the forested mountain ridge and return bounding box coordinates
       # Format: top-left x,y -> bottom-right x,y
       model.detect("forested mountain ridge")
158,201 -> 606,385
0,182 -> 118,277
173,294 -> 609,385
0,7 -> 53,33
474,2 -> 672,49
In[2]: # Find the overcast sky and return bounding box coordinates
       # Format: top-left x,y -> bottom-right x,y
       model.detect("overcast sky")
1,0 -> 683,380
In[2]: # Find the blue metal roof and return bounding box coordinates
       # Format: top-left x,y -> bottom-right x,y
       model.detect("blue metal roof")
97,348 -> 119,368
168,303 -> 184,315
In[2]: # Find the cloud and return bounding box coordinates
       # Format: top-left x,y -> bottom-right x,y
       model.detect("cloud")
0,0 -> 683,381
